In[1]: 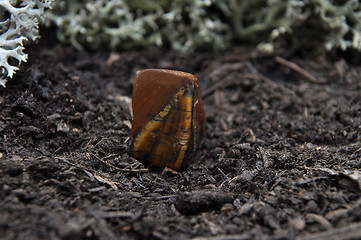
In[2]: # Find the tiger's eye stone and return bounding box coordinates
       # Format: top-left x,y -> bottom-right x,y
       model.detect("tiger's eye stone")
131,69 -> 205,170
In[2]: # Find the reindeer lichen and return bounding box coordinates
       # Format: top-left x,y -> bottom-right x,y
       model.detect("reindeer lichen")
0,0 -> 53,87
225,0 -> 361,53
45,0 -> 231,53
46,0 -> 361,55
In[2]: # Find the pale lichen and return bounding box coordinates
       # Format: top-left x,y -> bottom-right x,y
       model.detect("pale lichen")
45,0 -> 361,55
0,0 -> 53,87
45,0 -> 231,53
221,0 -> 361,52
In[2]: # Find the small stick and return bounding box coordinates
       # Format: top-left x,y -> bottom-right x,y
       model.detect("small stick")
306,213 -> 333,230
274,56 -> 325,83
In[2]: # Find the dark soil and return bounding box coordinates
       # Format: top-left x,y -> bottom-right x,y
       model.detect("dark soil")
1,31 -> 361,240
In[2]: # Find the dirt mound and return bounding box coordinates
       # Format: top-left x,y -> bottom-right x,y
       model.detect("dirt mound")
0,35 -> 360,239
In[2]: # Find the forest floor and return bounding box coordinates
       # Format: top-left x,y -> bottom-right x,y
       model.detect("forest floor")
0,31 -> 361,240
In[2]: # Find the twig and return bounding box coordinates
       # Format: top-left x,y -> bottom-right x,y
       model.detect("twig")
351,146 -> 361,160
93,173 -> 119,191
90,152 -> 149,173
143,195 -> 178,201
55,156 -> 123,191
306,213 -> 333,230
274,56 -> 326,84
